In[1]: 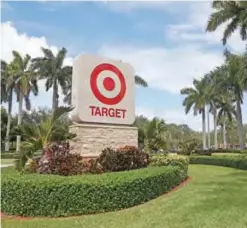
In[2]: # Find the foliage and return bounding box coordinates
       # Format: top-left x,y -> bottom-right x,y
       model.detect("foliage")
193,150 -> 212,156
178,138 -> 201,155
189,155 -> 247,170
1,165 -> 187,217
1,106 -> 8,148
14,107 -> 76,171
34,142 -> 84,176
206,1 -> 247,45
98,146 -> 149,172
1,151 -> 41,159
150,154 -> 189,172
32,47 -> 72,110
210,149 -> 247,154
144,117 -> 167,152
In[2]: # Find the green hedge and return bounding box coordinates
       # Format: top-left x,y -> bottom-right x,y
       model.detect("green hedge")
189,155 -> 247,170
210,149 -> 247,154
1,165 -> 187,217
150,155 -> 189,172
1,151 -> 42,159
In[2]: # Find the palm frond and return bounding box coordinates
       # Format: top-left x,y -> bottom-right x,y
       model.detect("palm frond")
134,75 -> 148,87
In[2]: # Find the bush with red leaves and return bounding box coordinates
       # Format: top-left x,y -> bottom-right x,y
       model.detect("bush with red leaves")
36,142 -> 84,176
98,145 -> 149,172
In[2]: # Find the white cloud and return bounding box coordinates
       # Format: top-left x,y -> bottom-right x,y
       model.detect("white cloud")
98,44 -> 224,94
165,1 -> 246,53
1,21 -> 73,113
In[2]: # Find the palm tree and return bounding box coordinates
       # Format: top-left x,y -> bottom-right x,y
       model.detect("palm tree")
206,1 -> 247,45
14,106 -> 76,171
224,51 -> 245,149
32,47 -> 72,111
10,51 -> 38,152
217,95 -> 236,148
144,117 -> 167,152
1,60 -> 14,151
180,79 -> 207,149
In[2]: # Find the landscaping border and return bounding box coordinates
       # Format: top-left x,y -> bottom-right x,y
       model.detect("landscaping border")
189,155 -> 247,170
1,165 -> 187,217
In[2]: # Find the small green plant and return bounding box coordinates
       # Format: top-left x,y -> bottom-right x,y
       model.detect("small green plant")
13,107 -> 76,171
178,138 -> 201,155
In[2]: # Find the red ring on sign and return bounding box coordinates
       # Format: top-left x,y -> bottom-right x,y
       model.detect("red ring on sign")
90,63 -> 126,105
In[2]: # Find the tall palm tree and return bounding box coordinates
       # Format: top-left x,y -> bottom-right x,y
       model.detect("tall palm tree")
10,51 -> 38,152
32,47 -> 72,111
206,1 -> 247,45
224,51 -> 245,149
180,79 -> 207,149
1,60 -> 15,151
217,95 -> 236,148
144,117 -> 167,152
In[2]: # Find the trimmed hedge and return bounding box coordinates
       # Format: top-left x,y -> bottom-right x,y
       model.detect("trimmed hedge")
193,150 -> 212,156
1,151 -> 41,159
1,165 -> 187,217
209,149 -> 247,154
150,155 -> 189,172
189,155 -> 247,170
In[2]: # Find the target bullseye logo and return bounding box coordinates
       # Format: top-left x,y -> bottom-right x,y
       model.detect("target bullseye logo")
90,63 -> 126,105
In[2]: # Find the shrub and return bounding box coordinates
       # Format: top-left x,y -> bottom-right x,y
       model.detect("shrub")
35,142 -> 84,176
98,146 -> 149,172
178,138 -> 201,155
209,149 -> 247,154
193,150 -> 212,156
1,165 -> 187,217
81,158 -> 103,174
189,155 -> 247,170
150,155 -> 189,173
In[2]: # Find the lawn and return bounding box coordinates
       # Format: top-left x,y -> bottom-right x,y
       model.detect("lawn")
2,165 -> 247,228
1,159 -> 15,165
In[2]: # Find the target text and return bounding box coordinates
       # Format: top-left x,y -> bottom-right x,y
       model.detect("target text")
89,106 -> 126,118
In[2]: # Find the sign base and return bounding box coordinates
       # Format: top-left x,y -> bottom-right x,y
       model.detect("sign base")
69,123 -> 138,157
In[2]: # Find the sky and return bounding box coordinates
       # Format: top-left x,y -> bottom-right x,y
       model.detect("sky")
1,0 -> 247,131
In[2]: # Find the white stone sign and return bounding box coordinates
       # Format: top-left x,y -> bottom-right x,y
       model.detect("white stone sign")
71,54 -> 135,125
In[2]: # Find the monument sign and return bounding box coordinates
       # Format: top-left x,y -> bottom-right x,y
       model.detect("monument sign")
71,54 -> 135,125
70,54 -> 138,157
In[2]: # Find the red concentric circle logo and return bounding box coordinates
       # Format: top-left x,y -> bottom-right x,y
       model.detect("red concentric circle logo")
90,63 -> 126,105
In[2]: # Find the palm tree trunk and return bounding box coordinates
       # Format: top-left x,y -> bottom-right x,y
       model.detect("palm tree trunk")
5,90 -> 12,152
236,100 -> 244,149
52,82 -> 58,112
223,118 -> 227,149
207,105 -> 210,149
213,105 -> 218,149
16,92 -> 23,152
202,108 -> 206,149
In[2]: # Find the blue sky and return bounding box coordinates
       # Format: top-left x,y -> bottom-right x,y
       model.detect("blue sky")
1,1 -> 247,130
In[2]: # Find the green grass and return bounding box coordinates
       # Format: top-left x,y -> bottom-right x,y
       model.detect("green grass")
1,159 -> 15,165
2,165 -> 247,228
